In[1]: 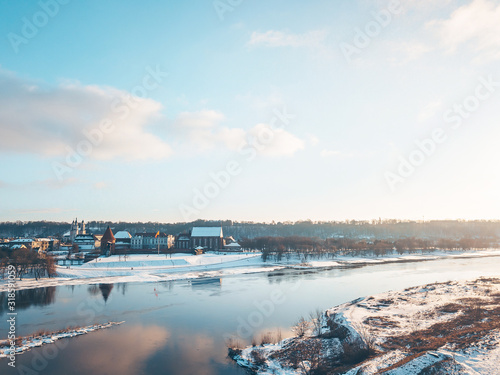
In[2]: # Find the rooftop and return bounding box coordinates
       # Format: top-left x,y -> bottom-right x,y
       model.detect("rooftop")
114,231 -> 132,239
191,227 -> 223,237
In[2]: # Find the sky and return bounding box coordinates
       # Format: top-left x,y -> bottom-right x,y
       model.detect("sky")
1,0 -> 500,223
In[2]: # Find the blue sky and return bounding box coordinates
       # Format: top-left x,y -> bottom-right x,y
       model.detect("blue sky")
1,0 -> 500,222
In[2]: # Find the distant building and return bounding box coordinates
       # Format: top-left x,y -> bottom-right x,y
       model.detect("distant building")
8,238 -> 34,250
114,231 -> 132,250
175,233 -> 191,250
33,238 -> 59,253
224,236 -> 242,251
69,218 -> 87,242
131,232 -> 174,250
190,227 -> 224,251
100,227 -> 116,256
5,238 -> 59,253
11,244 -> 28,250
73,234 -> 96,252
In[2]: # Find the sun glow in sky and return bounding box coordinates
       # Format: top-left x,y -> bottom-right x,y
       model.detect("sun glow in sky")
1,0 -> 500,222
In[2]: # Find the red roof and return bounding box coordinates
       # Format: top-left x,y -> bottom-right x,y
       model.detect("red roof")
101,226 -> 116,244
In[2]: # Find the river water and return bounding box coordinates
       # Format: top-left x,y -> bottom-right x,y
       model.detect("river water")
1,255 -> 500,375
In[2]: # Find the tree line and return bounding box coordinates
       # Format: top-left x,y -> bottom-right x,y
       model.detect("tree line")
3,219 -> 500,241
0,248 -> 57,280
239,236 -> 498,261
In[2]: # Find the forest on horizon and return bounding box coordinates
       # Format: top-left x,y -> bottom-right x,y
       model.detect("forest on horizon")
1,219 -> 500,241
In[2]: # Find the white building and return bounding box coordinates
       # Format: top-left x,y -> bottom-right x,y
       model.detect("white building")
224,242 -> 242,251
131,232 -> 174,250
73,234 -> 96,252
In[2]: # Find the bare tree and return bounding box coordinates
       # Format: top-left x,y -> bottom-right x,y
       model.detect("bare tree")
292,316 -> 311,337
45,255 -> 57,277
309,309 -> 324,336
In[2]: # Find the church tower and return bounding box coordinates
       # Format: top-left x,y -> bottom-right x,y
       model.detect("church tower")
70,219 -> 76,242
69,218 -> 84,242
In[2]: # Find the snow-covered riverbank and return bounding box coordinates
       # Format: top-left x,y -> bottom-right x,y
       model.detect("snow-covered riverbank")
0,322 -> 124,359
231,277 -> 500,374
2,249 -> 500,292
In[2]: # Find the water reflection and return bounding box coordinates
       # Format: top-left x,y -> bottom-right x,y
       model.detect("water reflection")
87,284 -> 100,296
266,269 -> 317,285
50,325 -> 170,375
99,284 -> 114,302
116,283 -> 128,295
0,286 -> 56,315
189,278 -> 221,290
145,332 -> 230,375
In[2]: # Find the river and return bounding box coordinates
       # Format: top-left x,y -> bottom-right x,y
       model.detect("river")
1,255 -> 500,374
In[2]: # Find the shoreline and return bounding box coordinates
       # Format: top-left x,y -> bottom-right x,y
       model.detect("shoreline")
230,277 -> 500,374
1,249 -> 500,292
0,322 -> 125,359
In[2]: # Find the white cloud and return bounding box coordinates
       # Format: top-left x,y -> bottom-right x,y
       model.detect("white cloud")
306,134 -> 320,146
247,123 -> 305,157
418,100 -> 443,122
321,149 -> 342,158
428,0 -> 500,62
248,29 -> 328,48
0,70 -> 172,161
398,0 -> 452,12
173,110 -> 245,151
321,149 -> 356,159
175,110 -> 225,129
172,110 -> 305,157
385,40 -> 432,65
0,70 -> 306,161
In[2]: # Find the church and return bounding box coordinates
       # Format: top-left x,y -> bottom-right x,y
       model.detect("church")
69,218 -> 96,252
69,218 -> 86,242
190,227 -> 224,250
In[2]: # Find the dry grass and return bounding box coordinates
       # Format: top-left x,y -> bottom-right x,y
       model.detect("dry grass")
384,300 -> 500,353
229,278 -> 500,374
363,316 -> 399,329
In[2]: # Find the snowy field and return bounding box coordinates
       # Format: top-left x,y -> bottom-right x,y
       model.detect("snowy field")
2,249 -> 500,292
0,253 -> 275,292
